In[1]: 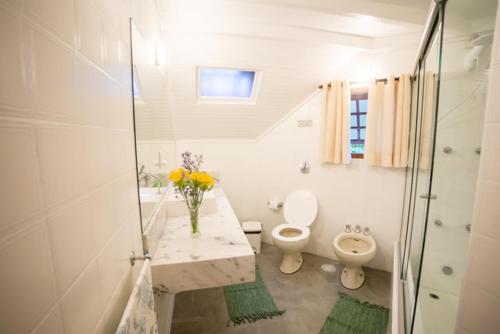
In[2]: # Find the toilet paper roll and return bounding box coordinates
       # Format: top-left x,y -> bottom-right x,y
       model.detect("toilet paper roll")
267,200 -> 283,210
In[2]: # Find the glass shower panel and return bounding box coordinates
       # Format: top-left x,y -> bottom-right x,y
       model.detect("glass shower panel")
401,63 -> 424,334
415,0 -> 497,332
409,25 -> 442,334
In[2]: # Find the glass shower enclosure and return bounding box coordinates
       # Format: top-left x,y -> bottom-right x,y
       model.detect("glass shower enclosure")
400,1 -> 497,333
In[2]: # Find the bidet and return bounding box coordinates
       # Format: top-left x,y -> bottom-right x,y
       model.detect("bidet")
333,228 -> 376,289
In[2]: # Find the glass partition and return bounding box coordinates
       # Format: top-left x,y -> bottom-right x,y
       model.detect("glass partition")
130,20 -> 176,233
401,1 -> 498,332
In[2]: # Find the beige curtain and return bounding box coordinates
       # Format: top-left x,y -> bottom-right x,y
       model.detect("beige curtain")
320,80 -> 351,164
365,74 -> 411,167
419,72 -> 436,170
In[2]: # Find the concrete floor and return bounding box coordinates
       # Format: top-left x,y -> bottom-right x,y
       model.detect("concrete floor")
171,243 -> 391,334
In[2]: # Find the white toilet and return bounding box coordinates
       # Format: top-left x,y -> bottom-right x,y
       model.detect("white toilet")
333,226 -> 377,289
271,190 -> 318,274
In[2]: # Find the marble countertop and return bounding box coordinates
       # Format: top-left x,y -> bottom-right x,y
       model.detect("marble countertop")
151,187 -> 255,293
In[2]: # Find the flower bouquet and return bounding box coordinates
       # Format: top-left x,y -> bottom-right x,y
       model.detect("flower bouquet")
169,152 -> 216,237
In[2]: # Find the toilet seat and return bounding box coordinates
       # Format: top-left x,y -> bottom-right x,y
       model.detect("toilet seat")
272,224 -> 310,242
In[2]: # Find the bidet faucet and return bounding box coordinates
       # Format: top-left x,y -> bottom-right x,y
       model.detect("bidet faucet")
345,224 -> 352,232
363,227 -> 370,236
354,225 -> 361,233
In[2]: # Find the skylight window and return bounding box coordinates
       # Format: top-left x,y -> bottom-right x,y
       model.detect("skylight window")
198,67 -> 259,103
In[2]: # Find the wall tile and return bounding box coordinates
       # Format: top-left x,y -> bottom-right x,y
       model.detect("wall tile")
76,0 -> 103,66
457,280 -> 500,334
479,124 -> 500,183
88,185 -> 118,252
94,266 -> 136,334
96,224 -> 129,304
0,120 -> 42,232
77,59 -> 110,127
32,305 -> 65,334
85,128 -> 112,189
47,197 -> 97,295
0,223 -> 57,333
0,0 -> 153,332
475,180 -> 500,241
31,27 -> 79,123
60,261 -> 104,334
111,85 -> 133,130
0,4 -> 31,117
485,64 -> 500,124
111,174 -> 133,226
25,0 -> 76,46
466,234 -> 500,298
103,21 -> 121,80
37,124 -> 89,207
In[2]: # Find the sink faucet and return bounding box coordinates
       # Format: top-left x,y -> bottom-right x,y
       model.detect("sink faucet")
354,225 -> 361,233
139,172 -> 162,194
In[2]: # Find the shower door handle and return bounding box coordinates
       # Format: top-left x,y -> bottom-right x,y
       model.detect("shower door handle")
419,194 -> 437,200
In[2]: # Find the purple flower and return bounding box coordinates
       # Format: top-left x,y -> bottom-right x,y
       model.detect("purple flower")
181,151 -> 203,172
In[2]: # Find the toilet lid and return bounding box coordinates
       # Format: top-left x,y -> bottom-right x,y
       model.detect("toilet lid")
283,190 -> 318,227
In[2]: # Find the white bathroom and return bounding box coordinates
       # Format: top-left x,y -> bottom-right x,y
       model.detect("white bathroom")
1,0 -> 500,333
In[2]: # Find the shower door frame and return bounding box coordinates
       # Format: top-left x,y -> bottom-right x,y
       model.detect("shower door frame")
399,0 -> 446,332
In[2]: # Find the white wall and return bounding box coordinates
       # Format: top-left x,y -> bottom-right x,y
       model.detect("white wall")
456,4 -> 500,333
174,140 -> 258,220
136,140 -> 177,176
175,93 -> 406,272
164,32 -> 363,139
254,93 -> 405,272
0,0 -> 156,333
172,43 -> 420,273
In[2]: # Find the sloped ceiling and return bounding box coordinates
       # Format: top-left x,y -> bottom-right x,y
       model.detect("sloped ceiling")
152,0 -> 431,139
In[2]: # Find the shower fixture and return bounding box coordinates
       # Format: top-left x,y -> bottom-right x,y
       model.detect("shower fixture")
442,266 -> 453,276
464,31 -> 493,71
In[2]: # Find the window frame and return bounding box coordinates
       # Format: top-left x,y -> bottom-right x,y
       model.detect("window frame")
350,90 -> 368,159
196,66 -> 262,105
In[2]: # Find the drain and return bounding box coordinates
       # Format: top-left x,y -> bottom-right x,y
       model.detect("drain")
429,293 -> 440,300
352,250 -> 358,254
321,264 -> 337,273
442,266 -> 453,276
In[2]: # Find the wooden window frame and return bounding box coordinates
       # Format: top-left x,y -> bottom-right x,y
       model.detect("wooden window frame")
351,92 -> 368,159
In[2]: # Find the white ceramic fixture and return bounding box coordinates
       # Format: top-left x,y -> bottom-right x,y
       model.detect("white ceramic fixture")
333,230 -> 376,289
165,189 -> 217,217
139,187 -> 167,220
271,190 -> 318,274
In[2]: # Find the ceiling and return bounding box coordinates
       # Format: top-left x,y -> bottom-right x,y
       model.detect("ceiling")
145,0 -> 495,140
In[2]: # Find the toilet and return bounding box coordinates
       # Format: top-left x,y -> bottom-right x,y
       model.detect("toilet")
271,190 -> 318,274
333,228 -> 376,289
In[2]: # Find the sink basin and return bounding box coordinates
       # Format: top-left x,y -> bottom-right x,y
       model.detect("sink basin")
140,187 -> 166,220
166,190 -> 217,217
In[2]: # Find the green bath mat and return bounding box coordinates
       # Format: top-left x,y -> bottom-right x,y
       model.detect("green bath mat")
319,292 -> 389,334
223,269 -> 285,325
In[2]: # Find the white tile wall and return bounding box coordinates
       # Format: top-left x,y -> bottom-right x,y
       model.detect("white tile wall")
0,0 -> 158,333
456,4 -> 500,333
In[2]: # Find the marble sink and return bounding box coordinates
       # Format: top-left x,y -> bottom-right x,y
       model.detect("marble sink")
140,187 -> 166,220
151,188 -> 255,293
165,189 -> 217,217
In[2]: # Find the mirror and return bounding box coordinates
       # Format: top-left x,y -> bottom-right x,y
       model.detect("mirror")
130,20 -> 176,232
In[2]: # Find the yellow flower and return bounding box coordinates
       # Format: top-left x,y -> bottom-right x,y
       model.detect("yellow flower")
189,172 -> 215,188
169,168 -> 185,183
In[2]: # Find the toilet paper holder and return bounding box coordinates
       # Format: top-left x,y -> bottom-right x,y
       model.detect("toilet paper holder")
299,161 -> 310,173
267,200 -> 283,210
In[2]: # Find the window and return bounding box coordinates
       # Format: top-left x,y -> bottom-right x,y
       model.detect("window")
197,67 -> 260,104
350,89 -> 368,158
132,65 -> 144,104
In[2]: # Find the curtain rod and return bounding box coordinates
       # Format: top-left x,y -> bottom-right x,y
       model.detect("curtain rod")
318,77 -> 400,89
